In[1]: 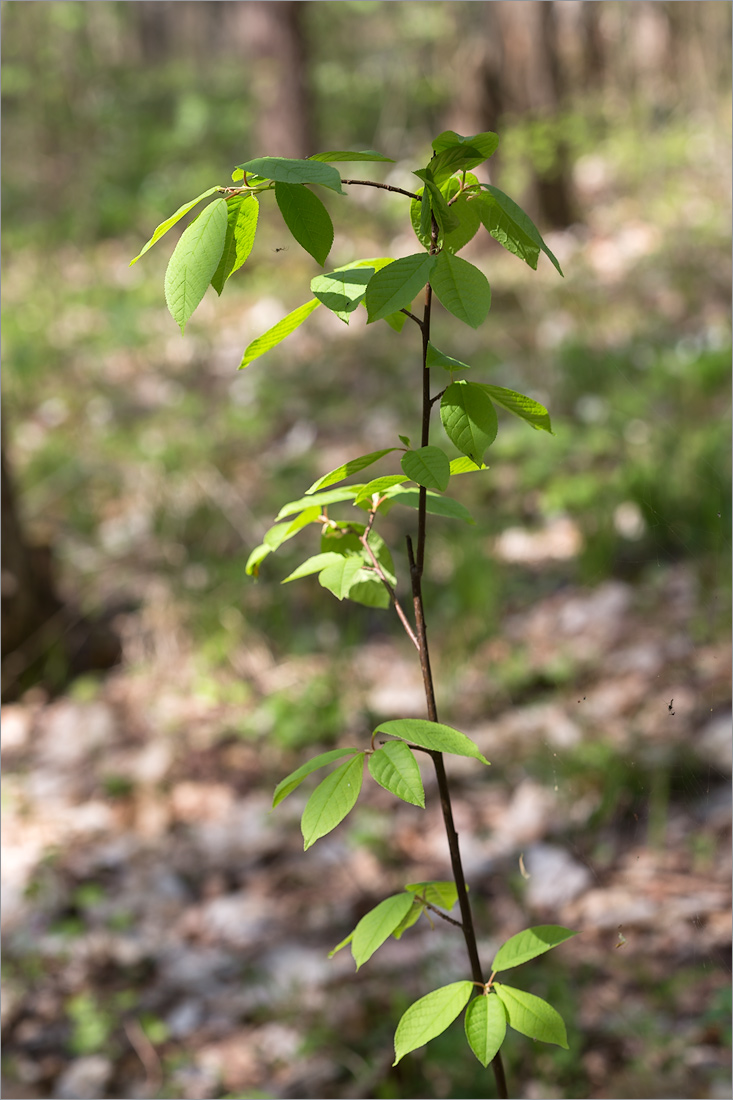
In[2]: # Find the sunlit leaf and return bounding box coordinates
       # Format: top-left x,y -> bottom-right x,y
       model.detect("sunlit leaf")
393,982 -> 474,1065
375,718 -> 489,765
493,984 -> 569,1048
477,384 -> 554,434
351,893 -> 415,968
130,186 -> 223,265
464,994 -> 507,1068
401,446 -> 450,492
309,150 -> 394,163
301,754 -> 365,849
306,449 -> 398,494
440,381 -> 498,465
431,251 -> 491,329
211,192 -> 259,294
273,748 -> 362,808
164,198 -> 228,333
426,342 -> 471,372
491,926 -> 578,973
477,185 -> 563,275
368,741 -> 425,808
237,156 -> 345,194
239,299 -> 321,368
365,253 -> 436,323
383,486 -> 475,524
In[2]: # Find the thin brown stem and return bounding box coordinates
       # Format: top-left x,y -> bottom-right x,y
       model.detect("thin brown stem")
341,178 -> 421,200
361,527 -> 419,652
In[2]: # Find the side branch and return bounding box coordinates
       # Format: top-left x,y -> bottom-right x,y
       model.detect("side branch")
341,178 -> 420,201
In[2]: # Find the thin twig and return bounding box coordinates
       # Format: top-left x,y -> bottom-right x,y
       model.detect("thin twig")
361,524 -> 419,651
400,309 -> 423,328
341,178 -> 421,200
422,900 -> 463,929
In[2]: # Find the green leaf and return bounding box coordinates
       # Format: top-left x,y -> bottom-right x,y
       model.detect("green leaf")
449,456 -> 487,475
346,575 -> 390,610
493,984 -> 568,1048
441,381 -> 498,465
239,298 -> 320,368
282,552 -> 343,584
426,342 -> 471,373
419,186 -> 433,241
427,144 -> 484,187
465,994 -> 507,1068
384,487 -> 475,524
328,931 -> 354,958
431,251 -> 491,329
351,893 -> 415,969
476,384 -> 554,434
321,526 -> 396,586
273,748 -> 362,808
245,543 -> 271,578
164,198 -> 228,333
477,185 -> 563,275
262,506 -> 320,551
375,718 -> 489,765
368,741 -> 425,808
491,926 -> 578,972
401,446 -> 450,492
432,130 -> 499,161
306,449 -> 398,494
210,193 -> 259,294
393,982 -> 474,1065
354,475 -> 409,504
405,881 -> 459,910
276,486 -> 362,519
413,169 -> 460,234
311,267 -> 373,321
309,149 -> 394,163
130,186 -> 223,265
318,554 -> 366,600
365,254 -> 437,323
301,754 -> 365,849
237,156 -> 345,194
442,191 -> 482,254
275,181 -> 334,266
391,901 -> 423,940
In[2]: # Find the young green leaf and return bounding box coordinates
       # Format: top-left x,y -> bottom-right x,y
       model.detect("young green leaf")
405,881 -> 459,910
368,741 -> 425,808
262,506 -> 320,551
346,574 -> 391,610
273,748 -> 362,808
239,298 -> 321,368
477,185 -> 563,275
130,186 -> 223,265
384,487 -> 475,524
493,984 -> 568,1048
164,198 -> 228,333
309,150 -> 394,163
440,381 -> 498,466
306,449 -> 398,494
328,930 -> 355,958
311,267 -> 373,321
491,926 -> 578,972
365,254 -> 437,324
476,384 -> 554,434
391,900 -> 423,940
275,181 -> 334,266
393,982 -> 474,1065
375,718 -> 489,765
442,193 -> 482,254
426,144 -> 484,187
318,553 -> 366,600
431,251 -> 491,329
276,486 -> 362,520
237,156 -> 345,194
419,186 -> 433,241
426,342 -> 472,373
464,993 -> 507,1068
301,754 -> 365,849
282,552 -> 344,584
413,169 -> 460,234
401,446 -> 450,492
351,892 -> 416,969
449,456 -> 487,475
245,543 -> 271,578
383,310 -> 408,333
432,129 -> 499,162
353,475 -> 409,504
210,193 -> 259,294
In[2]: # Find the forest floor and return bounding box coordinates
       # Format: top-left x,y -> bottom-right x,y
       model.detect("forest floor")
2,558 -> 730,1100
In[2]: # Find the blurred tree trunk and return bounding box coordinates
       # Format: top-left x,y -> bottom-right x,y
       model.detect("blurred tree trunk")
450,0 -> 577,228
244,1 -> 315,158
1,445 -> 62,696
2,445 -> 121,700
